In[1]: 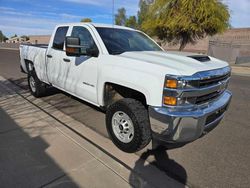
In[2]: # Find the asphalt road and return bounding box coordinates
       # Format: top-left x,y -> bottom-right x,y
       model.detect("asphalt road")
0,48 -> 249,187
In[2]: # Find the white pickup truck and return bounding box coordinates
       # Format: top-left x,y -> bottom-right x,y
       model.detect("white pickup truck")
20,23 -> 232,153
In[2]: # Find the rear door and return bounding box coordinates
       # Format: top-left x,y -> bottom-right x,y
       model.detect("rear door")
46,26 -> 73,89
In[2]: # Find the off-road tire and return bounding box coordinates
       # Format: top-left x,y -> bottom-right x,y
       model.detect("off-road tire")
28,71 -> 46,98
106,98 -> 151,153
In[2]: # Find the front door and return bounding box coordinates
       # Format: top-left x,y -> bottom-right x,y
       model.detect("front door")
65,26 -> 100,104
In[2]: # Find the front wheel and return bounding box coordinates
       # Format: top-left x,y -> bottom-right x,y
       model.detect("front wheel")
106,98 -> 151,153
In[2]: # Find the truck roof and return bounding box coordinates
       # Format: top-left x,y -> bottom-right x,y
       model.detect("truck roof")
55,23 -> 135,31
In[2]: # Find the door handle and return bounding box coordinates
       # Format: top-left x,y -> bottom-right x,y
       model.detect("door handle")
47,54 -> 52,58
63,58 -> 70,62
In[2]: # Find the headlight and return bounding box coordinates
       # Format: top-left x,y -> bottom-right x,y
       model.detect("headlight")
163,76 -> 188,106
164,77 -> 187,89
165,79 -> 178,89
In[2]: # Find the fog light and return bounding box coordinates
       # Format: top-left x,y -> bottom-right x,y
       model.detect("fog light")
164,96 -> 177,106
165,79 -> 177,89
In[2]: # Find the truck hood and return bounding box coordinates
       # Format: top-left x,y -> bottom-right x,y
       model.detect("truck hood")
119,51 -> 229,76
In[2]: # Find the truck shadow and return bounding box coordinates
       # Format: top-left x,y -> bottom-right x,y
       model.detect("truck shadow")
0,87 -> 79,187
5,77 -> 188,187
8,77 -> 61,97
130,146 -> 187,187
8,77 -> 102,111
6,77 -> 107,138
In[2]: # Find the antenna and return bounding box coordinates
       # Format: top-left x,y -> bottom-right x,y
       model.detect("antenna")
112,0 -> 114,26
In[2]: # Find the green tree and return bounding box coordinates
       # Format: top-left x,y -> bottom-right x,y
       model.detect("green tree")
125,16 -> 138,29
0,30 -> 8,42
21,35 -> 29,40
137,0 -> 149,27
115,8 -> 127,26
141,0 -> 230,50
80,18 -> 92,22
11,34 -> 17,38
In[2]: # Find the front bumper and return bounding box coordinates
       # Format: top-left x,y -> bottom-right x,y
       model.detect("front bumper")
149,90 -> 232,143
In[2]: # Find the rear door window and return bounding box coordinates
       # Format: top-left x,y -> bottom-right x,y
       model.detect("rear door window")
52,26 -> 69,50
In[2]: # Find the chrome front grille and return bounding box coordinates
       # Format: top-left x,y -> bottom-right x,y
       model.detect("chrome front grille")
195,91 -> 222,105
185,91 -> 223,105
189,72 -> 230,88
199,73 -> 230,87
163,67 -> 231,107
186,68 -> 231,105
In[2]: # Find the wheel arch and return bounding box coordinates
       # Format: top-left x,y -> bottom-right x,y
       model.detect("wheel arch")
24,59 -> 35,74
101,82 -> 149,108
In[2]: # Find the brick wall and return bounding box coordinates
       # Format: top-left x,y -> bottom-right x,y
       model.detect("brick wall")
208,28 -> 250,63
27,35 -> 51,44
211,28 -> 250,44
162,37 -> 209,54
162,28 -> 250,55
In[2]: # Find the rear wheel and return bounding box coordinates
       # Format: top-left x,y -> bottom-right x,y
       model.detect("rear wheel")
106,98 -> 151,153
28,73 -> 46,98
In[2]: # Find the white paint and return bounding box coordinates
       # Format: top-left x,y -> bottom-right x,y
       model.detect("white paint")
20,23 -> 229,107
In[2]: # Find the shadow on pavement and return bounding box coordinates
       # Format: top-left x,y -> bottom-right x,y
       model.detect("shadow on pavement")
0,108 -> 79,188
8,77 -> 102,111
8,77 -> 108,137
0,80 -> 79,188
8,77 -> 61,97
8,77 -> 29,90
130,146 -> 187,187
6,77 -> 188,187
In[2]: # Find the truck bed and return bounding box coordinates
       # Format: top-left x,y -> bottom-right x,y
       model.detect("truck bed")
20,44 -> 48,83
21,43 -> 48,49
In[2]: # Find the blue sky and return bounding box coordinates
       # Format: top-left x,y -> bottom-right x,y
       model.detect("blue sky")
0,0 -> 250,37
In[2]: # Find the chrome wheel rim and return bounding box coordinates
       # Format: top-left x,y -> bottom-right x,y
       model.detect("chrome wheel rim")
112,111 -> 134,143
29,76 -> 36,93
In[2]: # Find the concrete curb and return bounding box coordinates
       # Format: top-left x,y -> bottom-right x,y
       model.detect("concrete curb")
231,66 -> 250,77
0,76 -> 185,188
0,47 -> 19,51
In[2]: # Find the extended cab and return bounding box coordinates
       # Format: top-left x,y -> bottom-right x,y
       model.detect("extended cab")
20,23 -> 232,153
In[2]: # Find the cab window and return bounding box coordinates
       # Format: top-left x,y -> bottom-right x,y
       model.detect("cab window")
53,26 -> 69,50
71,26 -> 98,54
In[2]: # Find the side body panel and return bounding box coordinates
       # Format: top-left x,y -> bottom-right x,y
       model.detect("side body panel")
19,45 -> 48,83
96,55 -> 180,107
45,24 -> 101,105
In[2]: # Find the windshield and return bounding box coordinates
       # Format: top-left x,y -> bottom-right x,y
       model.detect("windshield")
96,27 -> 163,55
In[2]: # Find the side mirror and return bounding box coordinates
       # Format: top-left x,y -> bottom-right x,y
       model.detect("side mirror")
86,47 -> 99,57
65,36 -> 99,57
65,37 -> 81,56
